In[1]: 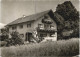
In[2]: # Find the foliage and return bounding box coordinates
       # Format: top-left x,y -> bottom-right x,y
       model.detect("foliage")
0,31 -> 24,47
0,27 -> 9,41
55,1 -> 79,39
56,1 -> 79,21
0,35 -> 9,41
5,31 -> 24,46
1,38 -> 79,57
0,41 -> 7,47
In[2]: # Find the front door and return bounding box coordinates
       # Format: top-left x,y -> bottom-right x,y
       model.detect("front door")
26,32 -> 32,42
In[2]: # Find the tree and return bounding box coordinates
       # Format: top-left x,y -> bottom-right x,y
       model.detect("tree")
0,27 -> 9,41
55,1 -> 79,39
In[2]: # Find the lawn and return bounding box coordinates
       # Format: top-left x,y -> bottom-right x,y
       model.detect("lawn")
1,38 -> 79,57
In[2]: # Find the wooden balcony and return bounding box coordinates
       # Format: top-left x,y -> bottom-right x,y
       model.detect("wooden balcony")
42,19 -> 53,24
37,27 -> 57,33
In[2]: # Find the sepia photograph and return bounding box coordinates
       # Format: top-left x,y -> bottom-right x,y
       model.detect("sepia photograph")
0,0 -> 79,57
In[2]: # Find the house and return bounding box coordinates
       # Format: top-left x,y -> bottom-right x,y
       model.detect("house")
6,10 -> 59,43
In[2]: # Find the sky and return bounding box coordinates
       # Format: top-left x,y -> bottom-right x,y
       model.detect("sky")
0,0 -> 79,24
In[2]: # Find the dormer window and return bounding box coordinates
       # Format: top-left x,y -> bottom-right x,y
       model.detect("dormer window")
12,26 -> 16,30
19,25 -> 23,29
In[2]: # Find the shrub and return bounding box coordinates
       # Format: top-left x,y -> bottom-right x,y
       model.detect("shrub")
4,31 -> 24,46
10,31 -> 24,45
0,41 -> 7,47
0,35 -> 9,41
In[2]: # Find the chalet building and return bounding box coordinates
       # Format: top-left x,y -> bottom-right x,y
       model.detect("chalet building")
6,10 -> 63,42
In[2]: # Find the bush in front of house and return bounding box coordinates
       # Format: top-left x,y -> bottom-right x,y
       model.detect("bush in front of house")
1,38 -> 79,57
0,35 -> 9,41
0,41 -> 7,47
2,31 -> 24,47
0,31 -> 24,47
6,31 -> 24,46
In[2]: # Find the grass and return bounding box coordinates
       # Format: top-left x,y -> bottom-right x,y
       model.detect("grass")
1,38 -> 79,57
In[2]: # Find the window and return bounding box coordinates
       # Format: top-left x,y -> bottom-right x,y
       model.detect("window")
46,39 -> 52,41
12,26 -> 16,30
38,24 -> 43,28
50,25 -> 54,29
50,33 -> 55,37
45,24 -> 48,27
40,33 -> 47,37
27,23 -> 31,28
20,34 -> 24,38
19,25 -> 23,29
44,24 -> 49,29
38,24 -> 44,29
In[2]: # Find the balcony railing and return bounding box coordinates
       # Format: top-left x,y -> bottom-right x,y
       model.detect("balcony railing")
42,19 -> 53,24
37,27 -> 57,33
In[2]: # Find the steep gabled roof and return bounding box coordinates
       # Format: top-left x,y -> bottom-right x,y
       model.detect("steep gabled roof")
7,10 -> 51,26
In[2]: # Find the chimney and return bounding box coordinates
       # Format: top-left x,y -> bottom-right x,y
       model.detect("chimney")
23,15 -> 26,17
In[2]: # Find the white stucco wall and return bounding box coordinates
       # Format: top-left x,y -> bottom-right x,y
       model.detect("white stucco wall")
9,21 -> 35,41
